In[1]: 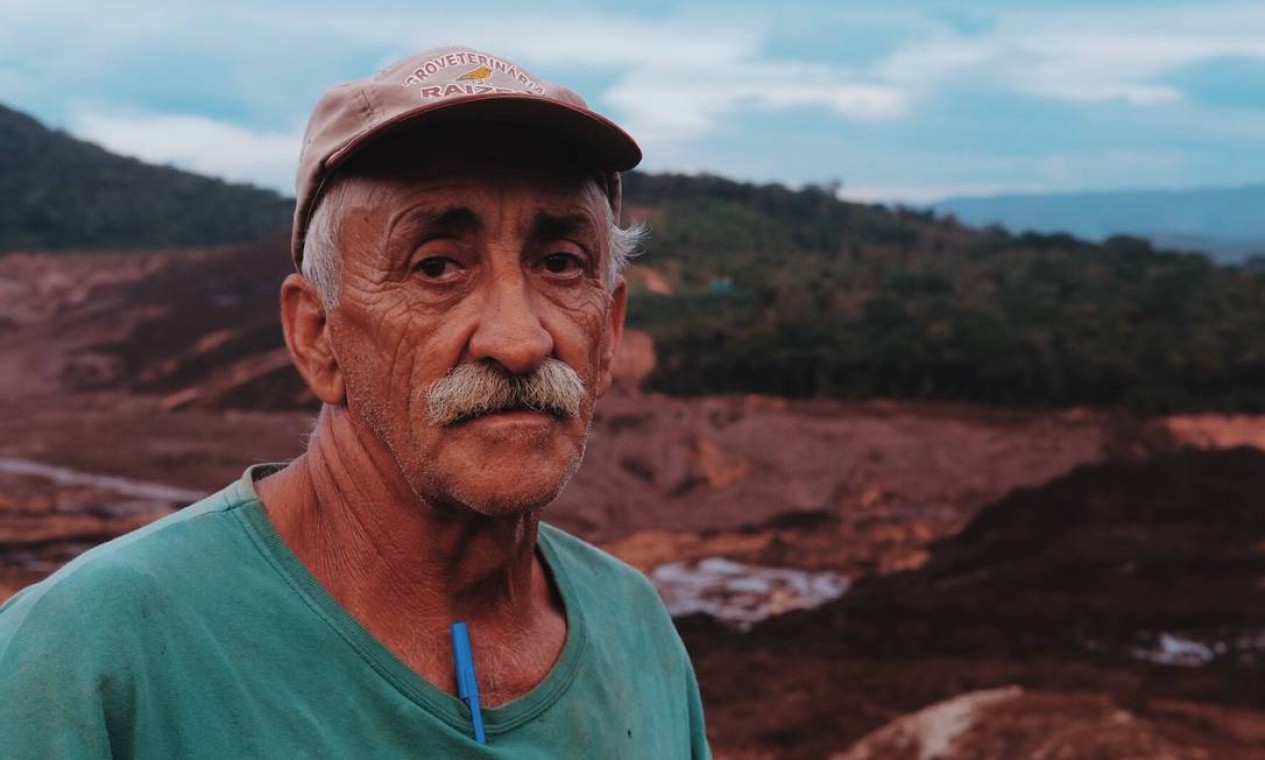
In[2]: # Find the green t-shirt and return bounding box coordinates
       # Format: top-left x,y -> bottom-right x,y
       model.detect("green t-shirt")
0,467 -> 711,759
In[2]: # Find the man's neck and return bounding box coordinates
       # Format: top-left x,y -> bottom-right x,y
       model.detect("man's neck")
254,406 -> 566,704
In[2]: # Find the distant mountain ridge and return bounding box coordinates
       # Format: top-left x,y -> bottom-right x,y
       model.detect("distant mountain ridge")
933,184 -> 1265,262
0,103 -> 292,251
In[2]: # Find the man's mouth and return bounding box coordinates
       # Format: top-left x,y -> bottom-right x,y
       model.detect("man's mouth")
449,403 -> 567,427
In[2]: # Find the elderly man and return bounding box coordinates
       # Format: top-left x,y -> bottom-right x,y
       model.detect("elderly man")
0,46 -> 710,758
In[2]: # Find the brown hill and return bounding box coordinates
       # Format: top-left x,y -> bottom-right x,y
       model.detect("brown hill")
825,445 -> 1265,663
681,446 -> 1265,758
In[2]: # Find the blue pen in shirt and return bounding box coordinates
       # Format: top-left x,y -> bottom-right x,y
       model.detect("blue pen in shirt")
451,622 -> 487,745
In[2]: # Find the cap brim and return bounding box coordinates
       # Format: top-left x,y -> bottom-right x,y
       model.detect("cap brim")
293,92 -> 641,266
322,92 -> 641,179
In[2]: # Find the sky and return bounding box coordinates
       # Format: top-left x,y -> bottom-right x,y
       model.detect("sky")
2,0 -> 1263,203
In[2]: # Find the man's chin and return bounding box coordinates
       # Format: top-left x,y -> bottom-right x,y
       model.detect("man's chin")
436,449 -> 584,520
406,409 -> 590,518
444,478 -> 567,519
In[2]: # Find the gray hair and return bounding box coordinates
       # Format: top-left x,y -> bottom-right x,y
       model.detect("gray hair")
302,177 -> 646,306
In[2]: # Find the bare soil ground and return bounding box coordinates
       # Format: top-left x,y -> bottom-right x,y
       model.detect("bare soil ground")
3,247 -> 1264,758
683,446 -> 1265,758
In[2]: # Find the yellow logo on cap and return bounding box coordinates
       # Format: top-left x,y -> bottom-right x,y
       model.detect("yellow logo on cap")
457,66 -> 493,82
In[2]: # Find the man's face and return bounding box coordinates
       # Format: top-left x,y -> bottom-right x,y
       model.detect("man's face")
325,145 -> 625,519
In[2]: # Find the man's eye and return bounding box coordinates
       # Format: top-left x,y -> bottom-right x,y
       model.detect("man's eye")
542,253 -> 583,276
415,257 -> 456,279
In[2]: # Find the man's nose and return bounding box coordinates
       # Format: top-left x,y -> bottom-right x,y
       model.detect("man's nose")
467,274 -> 554,375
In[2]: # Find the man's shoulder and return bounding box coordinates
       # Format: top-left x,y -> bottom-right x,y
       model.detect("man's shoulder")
0,473 -> 281,755
0,476 -> 257,640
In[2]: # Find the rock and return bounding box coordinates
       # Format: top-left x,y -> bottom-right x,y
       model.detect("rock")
837,688 -> 1208,760
624,263 -> 673,295
610,328 -> 656,393
160,349 -> 312,411
1166,414 -> 1265,453
683,436 -> 752,492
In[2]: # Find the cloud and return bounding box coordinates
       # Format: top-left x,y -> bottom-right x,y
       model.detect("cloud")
873,4 -> 1265,106
275,3 -> 1265,151
265,9 -> 909,148
18,4 -> 1265,123
605,61 -> 905,146
7,1 -> 1265,198
477,20 -> 908,146
71,112 -> 300,193
18,3 -> 909,191
0,68 -> 35,105
842,147 -> 1192,204
841,181 -> 1053,205
1164,54 -> 1265,109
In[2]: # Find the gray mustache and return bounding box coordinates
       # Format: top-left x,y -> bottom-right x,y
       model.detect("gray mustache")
426,359 -> 587,426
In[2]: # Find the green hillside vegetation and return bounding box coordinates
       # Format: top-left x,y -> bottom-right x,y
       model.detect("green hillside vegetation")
0,104 -> 290,250
622,173 -> 1265,412
5,98 -> 1264,413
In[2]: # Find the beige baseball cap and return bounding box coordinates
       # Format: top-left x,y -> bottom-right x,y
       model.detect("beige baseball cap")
291,45 -> 643,266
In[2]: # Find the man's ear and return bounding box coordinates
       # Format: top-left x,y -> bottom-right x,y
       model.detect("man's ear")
279,273 -> 345,405
596,278 -> 628,398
